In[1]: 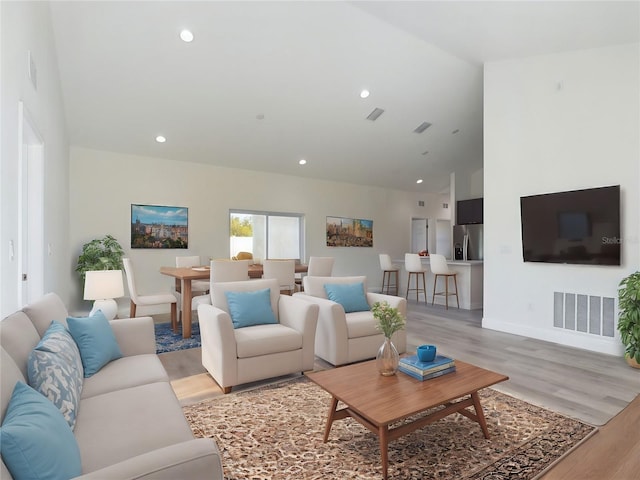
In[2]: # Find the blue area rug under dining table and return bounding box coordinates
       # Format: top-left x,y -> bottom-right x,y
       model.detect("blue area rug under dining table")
154,322 -> 201,354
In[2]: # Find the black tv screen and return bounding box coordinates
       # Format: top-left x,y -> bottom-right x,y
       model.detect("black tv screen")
457,197 -> 483,225
520,185 -> 621,265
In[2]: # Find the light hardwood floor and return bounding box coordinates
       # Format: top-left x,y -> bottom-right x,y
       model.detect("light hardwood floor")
539,394 -> 640,479
404,301 -> 639,427
157,300 -> 640,477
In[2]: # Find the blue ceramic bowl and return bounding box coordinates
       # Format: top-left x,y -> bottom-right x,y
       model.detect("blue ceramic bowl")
417,344 -> 437,362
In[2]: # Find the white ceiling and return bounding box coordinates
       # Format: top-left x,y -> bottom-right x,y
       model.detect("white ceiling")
49,1 -> 639,193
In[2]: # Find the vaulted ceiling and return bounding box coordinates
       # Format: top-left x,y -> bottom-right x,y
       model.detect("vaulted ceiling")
49,1 -> 639,193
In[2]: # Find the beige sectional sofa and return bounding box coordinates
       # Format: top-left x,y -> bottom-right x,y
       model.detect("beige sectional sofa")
0,293 -> 224,479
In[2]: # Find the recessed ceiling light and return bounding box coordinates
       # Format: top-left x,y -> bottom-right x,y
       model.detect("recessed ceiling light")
179,30 -> 194,42
416,179 -> 423,184
360,89 -> 370,99
155,135 -> 166,143
299,159 -> 307,165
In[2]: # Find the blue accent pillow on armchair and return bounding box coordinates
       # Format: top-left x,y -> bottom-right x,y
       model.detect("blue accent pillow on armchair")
225,288 -> 278,328
67,310 -> 123,377
324,282 -> 371,313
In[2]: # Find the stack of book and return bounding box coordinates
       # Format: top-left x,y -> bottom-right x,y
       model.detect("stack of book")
398,354 -> 456,381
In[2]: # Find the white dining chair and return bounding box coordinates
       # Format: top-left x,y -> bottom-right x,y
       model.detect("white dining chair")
175,255 -> 210,324
210,259 -> 250,283
262,259 -> 296,295
122,258 -> 177,329
192,259 -> 252,311
430,254 -> 459,309
176,255 -> 210,291
404,253 -> 427,302
307,256 -> 334,276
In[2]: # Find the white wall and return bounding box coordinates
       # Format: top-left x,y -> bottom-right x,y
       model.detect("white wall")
469,169 -> 483,198
0,2 -> 70,317
69,147 -> 444,314
483,43 -> 640,355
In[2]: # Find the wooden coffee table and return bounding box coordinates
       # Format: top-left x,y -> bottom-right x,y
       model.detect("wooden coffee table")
306,359 -> 508,479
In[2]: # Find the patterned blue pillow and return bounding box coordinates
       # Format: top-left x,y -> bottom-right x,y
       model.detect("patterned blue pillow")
28,321 -> 84,430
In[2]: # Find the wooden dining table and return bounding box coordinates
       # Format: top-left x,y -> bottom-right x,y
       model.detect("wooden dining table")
159,263 -> 308,338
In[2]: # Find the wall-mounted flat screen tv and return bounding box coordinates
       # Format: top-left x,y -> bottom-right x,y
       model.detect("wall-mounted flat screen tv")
520,185 -> 620,265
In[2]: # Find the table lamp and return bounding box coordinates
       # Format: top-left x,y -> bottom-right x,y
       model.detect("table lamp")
83,270 -> 124,320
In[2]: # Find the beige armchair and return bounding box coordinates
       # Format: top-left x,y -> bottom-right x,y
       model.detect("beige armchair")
197,278 -> 319,393
295,275 -> 406,366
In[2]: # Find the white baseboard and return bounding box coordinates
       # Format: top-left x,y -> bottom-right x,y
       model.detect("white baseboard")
482,316 -> 624,356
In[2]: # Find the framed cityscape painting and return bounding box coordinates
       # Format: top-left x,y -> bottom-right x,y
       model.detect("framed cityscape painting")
131,204 -> 188,249
326,216 -> 373,247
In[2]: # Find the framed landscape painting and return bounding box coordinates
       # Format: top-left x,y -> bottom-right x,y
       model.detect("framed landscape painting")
131,204 -> 188,249
326,216 -> 373,247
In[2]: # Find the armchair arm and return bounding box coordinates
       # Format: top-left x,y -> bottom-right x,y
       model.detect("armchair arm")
73,438 -> 223,480
278,295 -> 319,371
197,304 -> 238,389
294,294 -> 350,366
109,317 -> 156,356
366,293 -> 407,316
366,293 -> 408,353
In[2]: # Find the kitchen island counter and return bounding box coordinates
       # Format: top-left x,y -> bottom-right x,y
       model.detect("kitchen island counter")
394,257 -> 483,310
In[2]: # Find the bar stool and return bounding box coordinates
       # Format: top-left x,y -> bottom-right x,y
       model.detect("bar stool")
404,253 -> 427,302
430,254 -> 459,309
379,254 -> 399,296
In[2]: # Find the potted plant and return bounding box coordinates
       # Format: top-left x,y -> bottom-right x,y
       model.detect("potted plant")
617,271 -> 640,368
76,235 -> 125,282
372,301 -> 406,376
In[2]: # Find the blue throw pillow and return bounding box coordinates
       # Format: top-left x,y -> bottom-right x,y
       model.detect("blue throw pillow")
324,282 -> 371,313
28,321 -> 84,429
0,381 -> 82,480
67,310 -> 123,377
225,288 -> 278,329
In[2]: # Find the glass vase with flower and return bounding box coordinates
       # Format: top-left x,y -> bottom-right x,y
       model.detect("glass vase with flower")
372,301 -> 406,376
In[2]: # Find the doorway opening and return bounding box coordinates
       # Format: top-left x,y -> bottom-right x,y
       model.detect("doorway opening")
411,218 -> 429,255
18,101 -> 45,307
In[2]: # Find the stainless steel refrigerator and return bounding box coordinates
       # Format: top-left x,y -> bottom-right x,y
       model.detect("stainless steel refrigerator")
453,224 -> 483,261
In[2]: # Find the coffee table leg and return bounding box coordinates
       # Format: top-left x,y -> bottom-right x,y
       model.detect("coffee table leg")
379,425 -> 389,480
471,391 -> 490,439
323,396 -> 339,442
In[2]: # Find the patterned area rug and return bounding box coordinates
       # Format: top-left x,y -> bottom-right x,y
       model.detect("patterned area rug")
154,322 -> 201,354
183,377 -> 596,480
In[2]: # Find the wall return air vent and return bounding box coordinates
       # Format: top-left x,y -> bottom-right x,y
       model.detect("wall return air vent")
366,108 -> 385,121
414,122 -> 432,133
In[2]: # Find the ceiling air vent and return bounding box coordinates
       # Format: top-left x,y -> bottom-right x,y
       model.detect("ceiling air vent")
413,122 -> 432,133
366,108 -> 385,121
